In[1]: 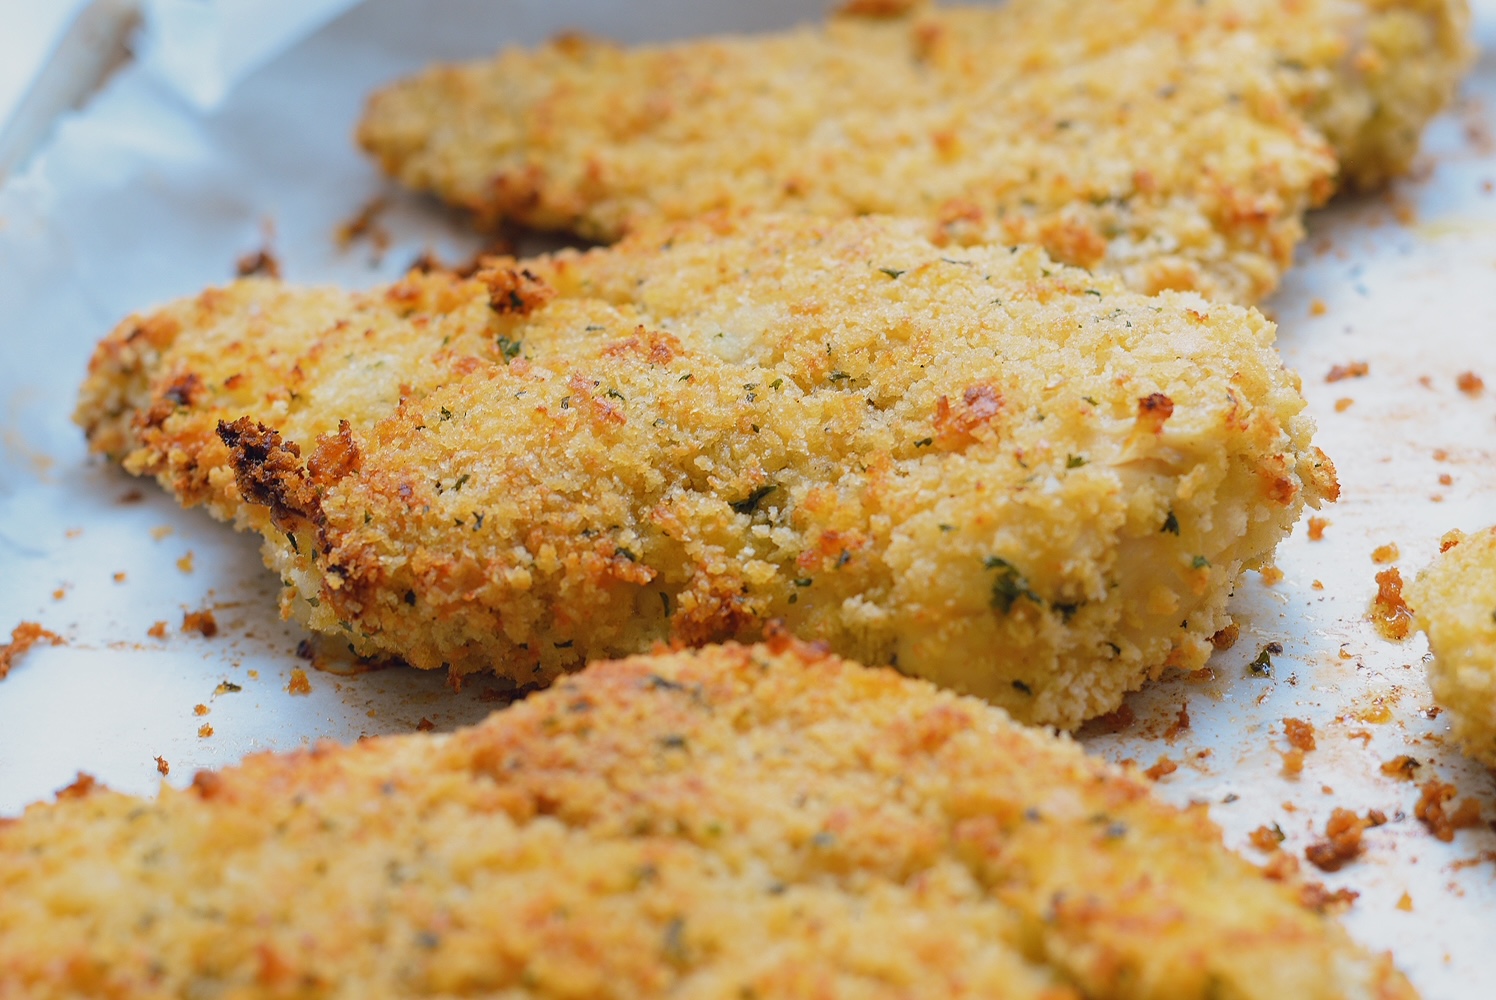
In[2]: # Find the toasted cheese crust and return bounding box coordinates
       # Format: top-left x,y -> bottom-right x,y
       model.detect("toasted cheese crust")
0,639 -> 1417,1000
357,0 -> 1468,304
75,214 -> 1335,727
1408,527 -> 1496,767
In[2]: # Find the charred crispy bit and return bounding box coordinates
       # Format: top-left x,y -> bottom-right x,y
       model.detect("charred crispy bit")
358,0 -> 1469,305
74,214 -> 1337,728
1408,527 -> 1496,767
181,609 -> 218,638
0,640 -> 1419,1000
1381,756 -> 1422,781
0,621 -> 64,680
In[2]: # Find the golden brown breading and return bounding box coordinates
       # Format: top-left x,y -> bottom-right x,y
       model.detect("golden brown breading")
357,0 -> 1468,305
75,214 -> 1335,727
0,639 -> 1417,1000
1407,527 -> 1496,767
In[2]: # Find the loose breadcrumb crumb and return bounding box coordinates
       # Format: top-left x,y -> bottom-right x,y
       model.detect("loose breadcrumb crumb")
1415,779 -> 1482,842
287,668 -> 313,696
176,551 -> 195,573
0,622 -> 65,680
1307,517 -> 1330,541
1370,568 -> 1414,640
1209,623 -> 1240,650
147,621 -> 168,639
155,756 -> 170,776
1371,543 -> 1400,564
197,724 -> 214,738
1304,808 -> 1385,872
181,609 -> 218,638
1455,371 -> 1484,395
1381,756 -> 1422,781
1144,756 -> 1178,780
1325,362 -> 1369,382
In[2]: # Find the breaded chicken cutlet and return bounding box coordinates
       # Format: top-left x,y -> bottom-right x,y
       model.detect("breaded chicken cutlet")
0,639 -> 1417,1000
358,0 -> 1469,305
1407,527 -> 1496,768
76,214 -> 1336,728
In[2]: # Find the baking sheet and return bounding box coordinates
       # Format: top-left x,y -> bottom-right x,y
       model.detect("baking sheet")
1,2 -> 1494,995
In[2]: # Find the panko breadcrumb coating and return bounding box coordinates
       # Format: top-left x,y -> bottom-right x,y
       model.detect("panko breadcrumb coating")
0,639 -> 1417,1000
358,0 -> 1468,304
1407,527 -> 1496,767
75,214 -> 1336,727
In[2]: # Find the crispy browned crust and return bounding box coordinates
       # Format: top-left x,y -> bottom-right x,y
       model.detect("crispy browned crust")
74,214 -> 1335,727
357,0 -> 1468,304
0,640 -> 1417,999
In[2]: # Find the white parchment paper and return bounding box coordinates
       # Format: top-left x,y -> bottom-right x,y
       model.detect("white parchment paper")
1,2 -> 1495,994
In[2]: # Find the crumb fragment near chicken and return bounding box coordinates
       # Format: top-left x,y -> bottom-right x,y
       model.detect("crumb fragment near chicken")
147,621 -> 168,639
1370,543 -> 1400,565
1325,361 -> 1369,382
1306,517 -> 1329,541
1370,568 -> 1414,640
1164,701 -> 1191,743
235,248 -> 281,279
1380,756 -> 1422,781
1209,622 -> 1240,650
1415,779 -> 1482,842
181,609 -> 218,638
1455,370 -> 1485,395
1281,718 -> 1317,775
197,724 -> 214,738
287,668 -> 313,696
0,622 -> 65,681
1249,823 -> 1287,852
155,757 -> 170,776
1144,756 -> 1178,780
1304,808 -> 1386,872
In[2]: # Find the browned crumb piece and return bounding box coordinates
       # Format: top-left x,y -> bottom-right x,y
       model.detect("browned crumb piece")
1438,473 -> 1454,486
51,589 -> 65,601
1370,543 -> 1400,565
176,552 -> 195,573
337,197 -> 392,256
193,704 -> 209,717
1249,823 -> 1287,852
416,717 -> 435,732
1164,701 -> 1190,742
1209,622 -> 1240,650
1309,299 -> 1328,317
834,0 -> 924,17
1333,398 -> 1354,412
1370,568 -> 1413,640
213,680 -> 242,696
1284,718 -> 1317,752
197,724 -> 214,738
1282,749 -> 1307,776
181,609 -> 218,638
1306,517 -> 1330,541
1299,882 -> 1359,913
147,621 -> 168,639
1456,371 -> 1485,396
54,774 -> 98,801
1415,779 -> 1482,842
1325,361 -> 1369,382
1259,566 -> 1285,586
1395,892 -> 1413,912
235,249 -> 281,279
155,756 -> 170,777
112,571 -> 127,583
1380,756 -> 1422,781
287,668 -> 313,696
1144,756 -> 1178,780
1304,808 -> 1385,872
1092,703 -> 1136,734
0,622 -> 65,680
